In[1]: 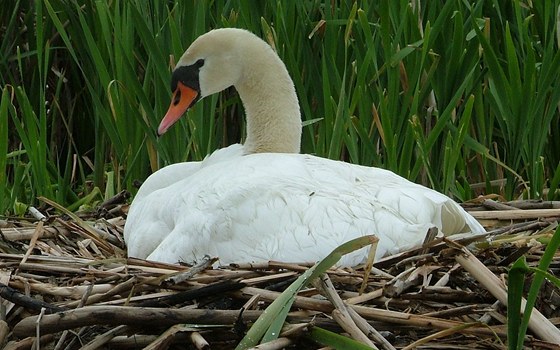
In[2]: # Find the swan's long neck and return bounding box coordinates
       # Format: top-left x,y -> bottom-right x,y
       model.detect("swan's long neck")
235,46 -> 302,154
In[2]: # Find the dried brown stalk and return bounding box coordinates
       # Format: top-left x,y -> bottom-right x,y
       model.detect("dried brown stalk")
13,306 -> 263,336
315,274 -> 376,347
469,208 -> 560,220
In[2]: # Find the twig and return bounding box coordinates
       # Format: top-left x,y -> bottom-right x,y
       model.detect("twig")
164,255 -> 216,285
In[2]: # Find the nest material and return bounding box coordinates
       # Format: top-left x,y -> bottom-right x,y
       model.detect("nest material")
0,195 -> 559,349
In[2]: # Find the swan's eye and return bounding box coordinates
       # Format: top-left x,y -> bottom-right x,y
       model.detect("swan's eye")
195,59 -> 204,68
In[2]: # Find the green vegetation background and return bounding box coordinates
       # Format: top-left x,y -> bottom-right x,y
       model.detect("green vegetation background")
1,0 -> 560,214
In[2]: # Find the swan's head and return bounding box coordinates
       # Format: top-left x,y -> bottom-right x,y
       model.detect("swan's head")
158,28 -> 255,135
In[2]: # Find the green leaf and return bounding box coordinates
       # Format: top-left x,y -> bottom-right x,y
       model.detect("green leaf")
516,224 -> 560,349
307,326 -> 375,350
507,256 -> 529,349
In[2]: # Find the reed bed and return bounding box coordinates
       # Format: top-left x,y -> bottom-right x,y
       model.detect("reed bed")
2,1 -> 560,216
0,196 -> 559,349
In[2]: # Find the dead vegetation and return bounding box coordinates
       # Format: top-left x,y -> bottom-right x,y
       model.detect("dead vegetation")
0,195 -> 559,349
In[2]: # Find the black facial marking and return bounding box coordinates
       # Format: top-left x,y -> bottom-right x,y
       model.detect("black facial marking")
170,59 -> 204,95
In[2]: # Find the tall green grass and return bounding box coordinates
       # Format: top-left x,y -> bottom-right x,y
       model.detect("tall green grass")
1,0 -> 560,214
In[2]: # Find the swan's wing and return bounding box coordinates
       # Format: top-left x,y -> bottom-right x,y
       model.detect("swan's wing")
124,144 -> 246,258
143,154 -> 484,266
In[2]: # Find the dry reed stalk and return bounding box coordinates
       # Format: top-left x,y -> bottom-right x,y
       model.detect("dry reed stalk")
98,291 -> 178,306
243,294 -> 262,310
469,208 -> 560,220
454,245 -> 560,343
315,274 -> 375,347
241,271 -> 299,285
0,320 -> 9,345
53,284 -> 94,350
481,199 -> 521,210
16,220 -> 44,267
344,288 -> 383,305
2,226 -> 71,242
3,334 -> 55,350
279,323 -> 310,337
422,304 -> 482,318
9,278 -> 112,299
107,334 -> 159,348
13,306 -> 264,336
80,324 -> 129,350
400,322 -> 492,350
247,337 -> 293,350
346,307 -> 397,350
63,276 -> 138,307
190,331 -> 210,350
332,309 -> 377,348
143,324 -> 197,350
164,255 -> 216,285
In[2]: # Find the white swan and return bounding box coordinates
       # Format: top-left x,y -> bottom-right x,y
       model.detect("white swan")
124,28 -> 484,267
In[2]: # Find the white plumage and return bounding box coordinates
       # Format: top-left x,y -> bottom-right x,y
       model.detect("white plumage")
124,28 -> 484,267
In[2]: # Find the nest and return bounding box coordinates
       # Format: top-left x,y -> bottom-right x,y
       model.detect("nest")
0,194 -> 559,349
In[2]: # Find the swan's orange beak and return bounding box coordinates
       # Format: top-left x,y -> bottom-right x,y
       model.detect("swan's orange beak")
158,82 -> 199,135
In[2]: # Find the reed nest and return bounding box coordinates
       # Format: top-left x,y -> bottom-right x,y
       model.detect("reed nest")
0,193 -> 559,349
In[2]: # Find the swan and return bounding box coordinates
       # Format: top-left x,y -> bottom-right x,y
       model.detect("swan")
124,28 -> 484,267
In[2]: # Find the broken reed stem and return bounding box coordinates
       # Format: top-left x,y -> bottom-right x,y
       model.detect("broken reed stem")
164,255 -> 216,285
190,331 -> 210,350
454,246 -> 560,343
315,274 -> 376,347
